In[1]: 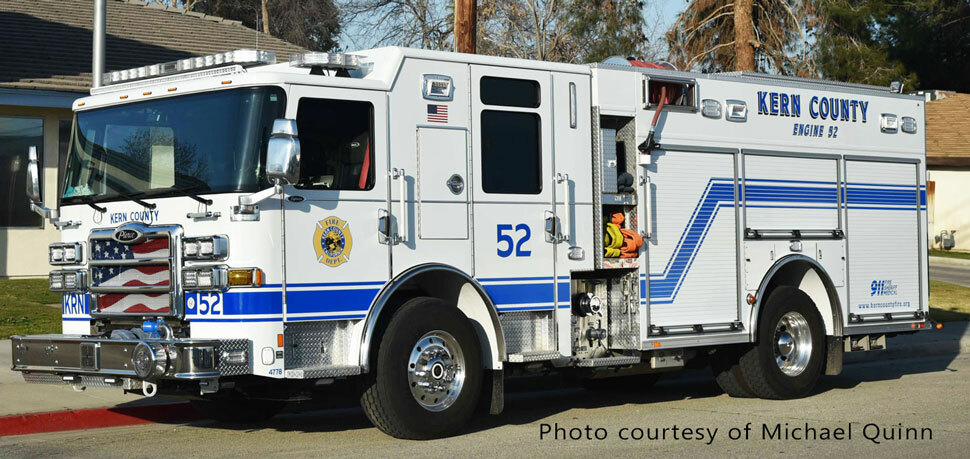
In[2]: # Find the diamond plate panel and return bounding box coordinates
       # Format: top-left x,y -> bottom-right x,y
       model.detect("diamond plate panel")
601,128 -> 618,193
284,320 -> 358,370
216,339 -> 250,376
500,311 -> 555,355
21,372 -> 65,385
607,274 -> 640,350
591,107 -> 604,268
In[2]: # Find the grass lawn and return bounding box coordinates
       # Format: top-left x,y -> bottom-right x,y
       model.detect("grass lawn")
0,278 -> 61,339
930,249 -> 970,261
929,279 -> 970,322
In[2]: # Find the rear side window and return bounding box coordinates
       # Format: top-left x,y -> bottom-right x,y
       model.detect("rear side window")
480,77 -> 540,108
481,110 -> 541,194
296,98 -> 374,190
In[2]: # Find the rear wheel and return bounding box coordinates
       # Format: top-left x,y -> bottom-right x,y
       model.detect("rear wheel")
361,297 -> 482,439
739,286 -> 826,399
711,346 -> 755,398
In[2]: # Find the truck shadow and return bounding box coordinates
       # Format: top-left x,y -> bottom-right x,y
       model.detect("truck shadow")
181,341 -> 964,436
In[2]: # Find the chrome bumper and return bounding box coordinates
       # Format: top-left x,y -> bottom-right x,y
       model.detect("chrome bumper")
10,335 -> 250,382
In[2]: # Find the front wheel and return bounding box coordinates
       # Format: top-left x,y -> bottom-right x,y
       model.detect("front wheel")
361,297 -> 482,439
739,286 -> 826,399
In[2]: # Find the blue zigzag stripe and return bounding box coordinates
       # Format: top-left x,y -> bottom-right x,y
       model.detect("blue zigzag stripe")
648,178 -> 918,305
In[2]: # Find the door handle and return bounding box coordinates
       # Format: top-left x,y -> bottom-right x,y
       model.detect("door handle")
641,174 -> 652,239
391,168 -> 408,244
556,173 -> 571,243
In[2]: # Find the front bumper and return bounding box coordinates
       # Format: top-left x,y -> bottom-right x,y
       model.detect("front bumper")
10,335 -> 250,384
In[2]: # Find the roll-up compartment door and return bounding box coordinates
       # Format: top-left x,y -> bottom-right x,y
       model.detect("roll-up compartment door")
845,160 -> 921,316
743,155 -> 839,232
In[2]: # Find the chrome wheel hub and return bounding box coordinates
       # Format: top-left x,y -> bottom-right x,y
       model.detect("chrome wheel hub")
773,311 -> 812,377
407,330 -> 465,412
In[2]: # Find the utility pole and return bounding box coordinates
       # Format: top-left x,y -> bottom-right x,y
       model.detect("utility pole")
454,0 -> 476,54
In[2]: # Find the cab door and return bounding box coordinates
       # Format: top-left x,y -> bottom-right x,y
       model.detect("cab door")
281,86 -> 390,323
470,66 -> 557,353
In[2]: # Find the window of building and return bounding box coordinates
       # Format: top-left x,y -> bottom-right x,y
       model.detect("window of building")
480,77 -> 540,108
0,117 -> 44,228
295,98 -> 375,190
481,110 -> 541,194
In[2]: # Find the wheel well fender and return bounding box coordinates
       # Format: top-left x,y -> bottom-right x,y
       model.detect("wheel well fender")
748,254 -> 843,340
359,264 -> 506,372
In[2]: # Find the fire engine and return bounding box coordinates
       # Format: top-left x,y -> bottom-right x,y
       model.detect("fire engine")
11,47 -> 931,439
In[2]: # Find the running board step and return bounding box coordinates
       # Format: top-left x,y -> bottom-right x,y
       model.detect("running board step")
284,365 -> 361,379
574,356 -> 641,367
507,351 -> 562,363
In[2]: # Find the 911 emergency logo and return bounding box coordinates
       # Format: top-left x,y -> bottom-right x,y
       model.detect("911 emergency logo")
314,216 -> 353,267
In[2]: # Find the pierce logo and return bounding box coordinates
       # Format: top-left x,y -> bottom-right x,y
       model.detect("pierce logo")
870,280 -> 898,296
112,227 -> 143,244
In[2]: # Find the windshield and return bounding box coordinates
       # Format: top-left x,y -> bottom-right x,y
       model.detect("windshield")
61,86 -> 285,205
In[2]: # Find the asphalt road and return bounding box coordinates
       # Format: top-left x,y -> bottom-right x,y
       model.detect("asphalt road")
3,354 -> 968,458
930,262 -> 970,288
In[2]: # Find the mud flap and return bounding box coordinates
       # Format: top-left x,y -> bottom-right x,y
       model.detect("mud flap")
487,369 -> 504,415
825,336 -> 843,376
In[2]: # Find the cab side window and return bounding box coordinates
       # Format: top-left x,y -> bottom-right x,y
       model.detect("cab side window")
295,98 -> 374,190
480,77 -> 542,194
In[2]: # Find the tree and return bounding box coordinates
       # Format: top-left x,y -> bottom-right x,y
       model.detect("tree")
190,0 -> 341,51
666,0 -> 814,74
564,0 -> 653,63
812,0 -> 917,88
880,0 -> 970,92
338,0 -> 455,51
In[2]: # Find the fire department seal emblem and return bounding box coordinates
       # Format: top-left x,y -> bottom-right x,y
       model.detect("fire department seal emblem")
313,216 -> 353,267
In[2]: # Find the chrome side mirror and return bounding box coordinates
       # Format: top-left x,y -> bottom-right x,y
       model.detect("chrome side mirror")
25,146 -> 41,204
266,119 -> 300,185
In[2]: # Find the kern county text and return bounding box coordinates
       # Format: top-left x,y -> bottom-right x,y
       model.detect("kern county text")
539,422 -> 932,445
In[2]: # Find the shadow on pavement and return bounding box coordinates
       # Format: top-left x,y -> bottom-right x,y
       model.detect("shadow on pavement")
170,334 -> 964,436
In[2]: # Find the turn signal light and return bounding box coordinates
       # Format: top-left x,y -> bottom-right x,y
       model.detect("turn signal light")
936,323 -> 943,330
227,268 -> 263,287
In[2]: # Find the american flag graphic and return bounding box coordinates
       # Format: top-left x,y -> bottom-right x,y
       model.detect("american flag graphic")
91,237 -> 170,260
91,237 -> 172,314
427,104 -> 448,123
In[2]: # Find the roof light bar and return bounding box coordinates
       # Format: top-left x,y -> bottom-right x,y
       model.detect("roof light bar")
103,49 -> 276,86
289,52 -> 361,70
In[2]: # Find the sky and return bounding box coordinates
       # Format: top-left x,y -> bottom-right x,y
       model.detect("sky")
338,0 -> 689,58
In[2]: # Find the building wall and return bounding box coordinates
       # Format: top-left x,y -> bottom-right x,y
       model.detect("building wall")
0,104 -> 73,278
927,168 -> 970,252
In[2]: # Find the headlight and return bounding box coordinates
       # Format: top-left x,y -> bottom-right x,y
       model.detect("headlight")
182,266 -> 227,290
49,269 -> 85,292
182,236 -> 228,260
49,242 -> 83,265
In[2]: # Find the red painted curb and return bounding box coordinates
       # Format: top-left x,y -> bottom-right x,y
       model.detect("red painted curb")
0,402 -> 201,437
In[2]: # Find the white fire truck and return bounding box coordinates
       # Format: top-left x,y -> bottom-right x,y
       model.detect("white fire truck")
12,47 -> 931,439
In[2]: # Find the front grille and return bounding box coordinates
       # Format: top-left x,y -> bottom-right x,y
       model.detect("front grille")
89,225 -> 180,317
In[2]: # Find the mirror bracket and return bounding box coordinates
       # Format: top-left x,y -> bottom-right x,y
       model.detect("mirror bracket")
232,183 -> 282,221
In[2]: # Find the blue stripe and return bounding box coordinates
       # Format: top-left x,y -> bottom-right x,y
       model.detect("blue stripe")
482,282 -> 554,305
286,288 -> 380,314
63,317 -> 91,321
478,276 -> 555,282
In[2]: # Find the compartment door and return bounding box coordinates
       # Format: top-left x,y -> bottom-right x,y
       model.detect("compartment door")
644,148 -> 739,329
845,160 -> 921,316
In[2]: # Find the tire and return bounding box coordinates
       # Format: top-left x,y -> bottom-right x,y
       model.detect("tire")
361,297 -> 483,439
739,286 -> 826,399
582,373 -> 661,392
190,394 -> 285,423
711,345 -> 755,398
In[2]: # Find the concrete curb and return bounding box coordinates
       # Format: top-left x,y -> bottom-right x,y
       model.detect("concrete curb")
930,256 -> 970,266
